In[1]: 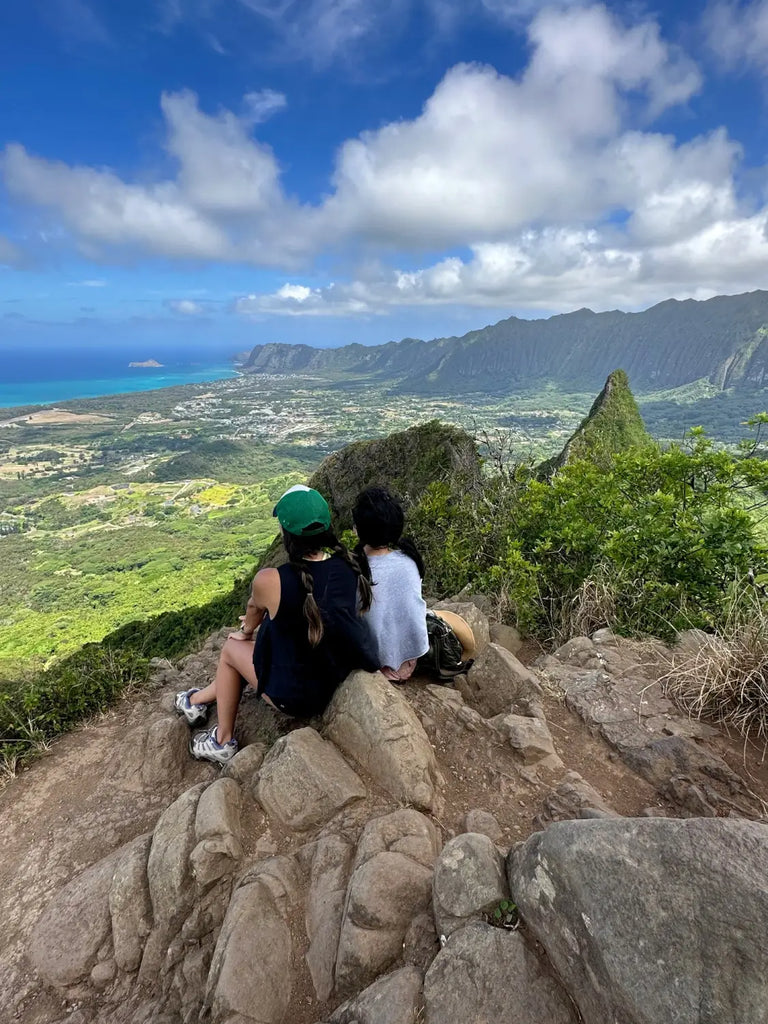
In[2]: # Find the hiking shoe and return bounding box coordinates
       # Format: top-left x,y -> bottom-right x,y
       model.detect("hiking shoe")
190,727 -> 238,765
174,688 -> 210,725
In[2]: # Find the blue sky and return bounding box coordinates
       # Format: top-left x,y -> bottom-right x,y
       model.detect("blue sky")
2,0 -> 768,353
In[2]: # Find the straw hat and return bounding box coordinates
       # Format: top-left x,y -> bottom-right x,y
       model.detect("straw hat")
432,609 -> 476,659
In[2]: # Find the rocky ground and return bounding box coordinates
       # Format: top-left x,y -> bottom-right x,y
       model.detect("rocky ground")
2,599 -> 768,1024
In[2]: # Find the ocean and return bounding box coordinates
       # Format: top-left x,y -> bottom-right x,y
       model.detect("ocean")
0,343 -> 239,409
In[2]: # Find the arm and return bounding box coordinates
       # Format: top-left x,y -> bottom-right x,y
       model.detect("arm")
232,568 -> 279,640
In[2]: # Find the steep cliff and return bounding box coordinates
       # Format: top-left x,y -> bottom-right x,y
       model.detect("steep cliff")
241,290 -> 768,395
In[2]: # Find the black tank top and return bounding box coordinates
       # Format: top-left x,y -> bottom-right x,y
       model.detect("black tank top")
253,556 -> 377,717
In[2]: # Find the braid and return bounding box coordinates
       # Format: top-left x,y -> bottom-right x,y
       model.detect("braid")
332,538 -> 373,613
290,559 -> 325,646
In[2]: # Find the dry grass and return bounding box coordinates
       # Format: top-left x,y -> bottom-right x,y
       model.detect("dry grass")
660,588 -> 768,741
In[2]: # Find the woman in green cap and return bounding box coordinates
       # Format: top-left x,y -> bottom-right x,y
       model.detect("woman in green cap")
175,485 -> 377,764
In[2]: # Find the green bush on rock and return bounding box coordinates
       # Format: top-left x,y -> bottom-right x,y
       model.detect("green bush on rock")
411,430 -> 768,642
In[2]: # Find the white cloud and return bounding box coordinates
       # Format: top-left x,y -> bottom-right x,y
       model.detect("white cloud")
237,209 -> 768,316
704,0 -> 768,73
167,298 -> 206,314
6,4 -> 768,316
243,88 -> 287,122
67,278 -> 107,287
325,6 -> 702,248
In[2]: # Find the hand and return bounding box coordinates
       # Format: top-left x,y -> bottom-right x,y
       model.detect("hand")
229,630 -> 254,642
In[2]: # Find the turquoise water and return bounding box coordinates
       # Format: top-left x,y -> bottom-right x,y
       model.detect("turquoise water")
0,347 -> 239,409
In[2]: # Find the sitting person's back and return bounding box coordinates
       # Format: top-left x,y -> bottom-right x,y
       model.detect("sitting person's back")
353,487 -> 429,681
255,549 -> 377,716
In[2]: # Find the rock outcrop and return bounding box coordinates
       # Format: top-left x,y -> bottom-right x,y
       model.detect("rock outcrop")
509,817 -> 768,1024
11,618 -> 768,1024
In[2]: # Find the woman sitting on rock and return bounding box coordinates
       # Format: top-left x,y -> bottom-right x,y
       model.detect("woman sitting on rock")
352,486 -> 429,683
175,485 -> 377,764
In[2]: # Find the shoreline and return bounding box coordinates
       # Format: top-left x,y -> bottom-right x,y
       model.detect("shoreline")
0,364 -> 240,413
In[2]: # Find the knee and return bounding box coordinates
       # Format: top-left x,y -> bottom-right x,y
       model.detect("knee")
220,636 -> 241,666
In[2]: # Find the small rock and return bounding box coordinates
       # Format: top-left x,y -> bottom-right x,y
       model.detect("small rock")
461,643 -> 543,718
490,622 -> 523,655
431,600 -> 490,652
90,958 -> 116,989
433,833 -> 508,937
463,809 -> 503,843
491,713 -> 560,766
331,966 -> 423,1024
224,742 -> 268,789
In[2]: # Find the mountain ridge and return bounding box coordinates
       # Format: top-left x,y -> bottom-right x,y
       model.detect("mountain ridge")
242,290 -> 768,394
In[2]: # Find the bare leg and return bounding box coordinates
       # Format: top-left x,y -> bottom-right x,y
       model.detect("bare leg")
191,638 -> 257,744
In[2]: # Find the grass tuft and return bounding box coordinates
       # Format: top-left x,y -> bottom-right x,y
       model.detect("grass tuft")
661,586 -> 768,741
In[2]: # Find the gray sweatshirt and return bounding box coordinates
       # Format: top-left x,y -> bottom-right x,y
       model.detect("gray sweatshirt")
364,550 -> 429,670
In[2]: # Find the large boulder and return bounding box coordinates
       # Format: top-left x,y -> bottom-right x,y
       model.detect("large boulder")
324,671 -> 444,813
258,421 -> 479,566
433,833 -> 508,938
423,922 -> 577,1024
335,809 -> 440,997
509,817 -> 768,1024
29,848 -> 123,988
257,727 -> 366,831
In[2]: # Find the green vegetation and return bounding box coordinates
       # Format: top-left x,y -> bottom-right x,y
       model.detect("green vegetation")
411,427 -> 768,642
540,369 -> 653,475
4,366 -> 768,770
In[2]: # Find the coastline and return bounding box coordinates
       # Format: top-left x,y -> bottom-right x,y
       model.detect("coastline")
0,363 -> 240,411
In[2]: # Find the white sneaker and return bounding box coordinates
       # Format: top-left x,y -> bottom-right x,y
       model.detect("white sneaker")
190,727 -> 238,765
174,688 -> 210,725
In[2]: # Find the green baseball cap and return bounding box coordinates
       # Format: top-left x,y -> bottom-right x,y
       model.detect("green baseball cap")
273,485 -> 331,536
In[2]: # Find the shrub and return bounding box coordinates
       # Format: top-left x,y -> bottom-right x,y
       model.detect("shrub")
409,430 -> 768,642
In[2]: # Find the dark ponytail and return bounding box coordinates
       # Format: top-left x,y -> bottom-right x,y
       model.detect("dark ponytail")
352,486 -> 425,578
282,527 -> 372,645
396,535 -> 425,578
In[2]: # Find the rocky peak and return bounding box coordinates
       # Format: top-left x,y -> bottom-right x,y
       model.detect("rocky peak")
539,368 -> 653,476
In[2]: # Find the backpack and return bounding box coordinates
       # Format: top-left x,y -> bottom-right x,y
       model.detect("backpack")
417,611 -> 475,682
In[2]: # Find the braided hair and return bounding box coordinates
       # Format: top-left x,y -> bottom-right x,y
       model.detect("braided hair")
282,528 -> 372,646
352,486 -> 425,578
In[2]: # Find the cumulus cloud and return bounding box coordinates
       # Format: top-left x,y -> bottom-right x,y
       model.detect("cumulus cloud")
704,0 -> 768,73
237,207 -> 768,316
5,4 -> 768,314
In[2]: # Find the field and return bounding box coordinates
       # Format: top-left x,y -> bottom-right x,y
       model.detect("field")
1,370 -> 766,674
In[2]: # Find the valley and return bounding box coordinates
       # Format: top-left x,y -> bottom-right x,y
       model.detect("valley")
1,369 -> 767,674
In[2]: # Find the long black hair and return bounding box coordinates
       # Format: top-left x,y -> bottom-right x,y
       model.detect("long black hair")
351,486 -> 425,578
282,528 -> 373,646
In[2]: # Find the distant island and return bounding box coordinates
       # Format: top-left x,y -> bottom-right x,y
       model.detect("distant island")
128,359 -> 163,368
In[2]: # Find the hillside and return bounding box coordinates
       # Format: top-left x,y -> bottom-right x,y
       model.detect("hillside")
243,290 -> 768,394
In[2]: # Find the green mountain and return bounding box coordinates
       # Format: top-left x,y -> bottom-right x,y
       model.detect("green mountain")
539,369 -> 653,476
242,291 -> 768,394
